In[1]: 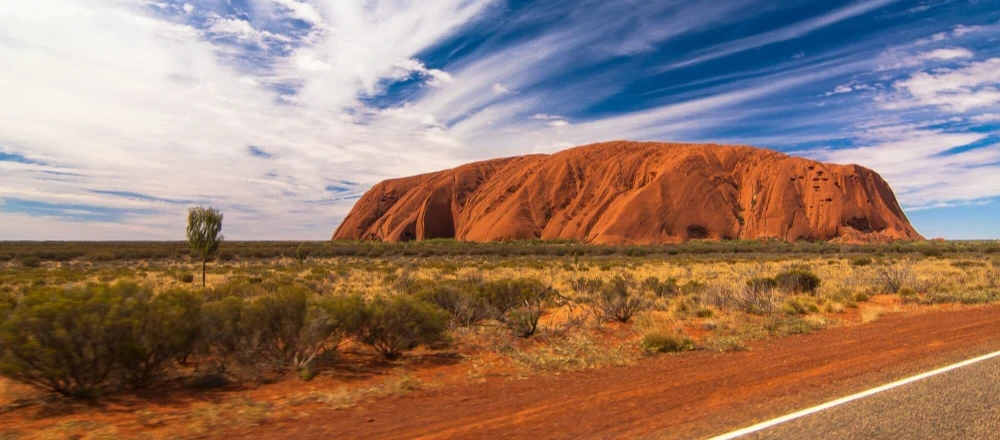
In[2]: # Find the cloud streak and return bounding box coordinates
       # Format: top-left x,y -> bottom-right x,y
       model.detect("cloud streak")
1,0 -> 999,239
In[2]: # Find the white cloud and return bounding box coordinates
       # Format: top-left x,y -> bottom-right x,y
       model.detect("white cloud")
208,17 -> 291,47
887,58 -> 1000,112
971,113 -> 1000,122
530,114 -> 564,120
824,81 -> 874,96
491,83 -> 512,95
917,47 -> 974,61
266,0 -> 324,26
827,85 -> 853,95
181,3 -> 193,14
392,59 -> 454,87
0,0 -> 497,239
952,25 -> 984,37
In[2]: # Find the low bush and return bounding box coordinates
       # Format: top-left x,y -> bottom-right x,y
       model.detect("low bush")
0,283 -> 200,397
641,276 -> 679,298
179,273 -> 195,283
746,277 -> 778,292
110,287 -> 202,388
871,262 -> 915,293
19,256 -> 41,268
850,257 -> 873,267
247,287 -> 361,371
417,282 -> 488,327
731,283 -> 782,315
781,295 -> 820,315
354,296 -> 449,360
640,330 -> 695,355
775,269 -> 821,294
581,275 -> 650,323
951,260 -> 986,270
898,286 -> 918,303
86,251 -> 117,262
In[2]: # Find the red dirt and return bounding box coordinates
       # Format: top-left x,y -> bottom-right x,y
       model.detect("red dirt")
333,141 -> 923,244
241,305 -> 1000,440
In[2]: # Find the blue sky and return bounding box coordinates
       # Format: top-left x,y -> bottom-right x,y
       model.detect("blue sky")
1,0 -> 999,240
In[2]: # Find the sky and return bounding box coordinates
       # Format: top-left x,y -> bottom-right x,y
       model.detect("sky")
1,0 -> 999,241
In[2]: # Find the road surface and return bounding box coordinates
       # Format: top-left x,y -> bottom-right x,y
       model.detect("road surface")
737,354 -> 1000,439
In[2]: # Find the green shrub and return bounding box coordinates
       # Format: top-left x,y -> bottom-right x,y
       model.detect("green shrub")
248,288 -> 362,371
86,251 -> 117,262
680,280 -> 706,295
695,307 -> 714,318
109,287 -> 202,388
507,306 -> 543,338
0,284 -> 118,398
354,296 -> 449,360
19,256 -> 40,268
198,296 -> 251,373
481,278 -> 548,321
850,257 -> 873,267
951,260 -> 985,270
585,275 -> 650,323
179,273 -> 195,283
853,292 -> 871,302
640,331 -> 695,354
746,277 -> 778,292
417,282 -> 490,327
775,269 -> 821,294
898,287 -> 918,303
641,276 -> 679,298
781,295 -> 820,315
0,283 -> 199,397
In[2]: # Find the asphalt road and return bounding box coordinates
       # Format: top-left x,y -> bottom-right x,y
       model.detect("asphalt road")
740,355 -> 1000,440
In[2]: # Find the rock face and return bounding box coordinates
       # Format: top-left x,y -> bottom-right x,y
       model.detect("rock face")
333,141 -> 923,244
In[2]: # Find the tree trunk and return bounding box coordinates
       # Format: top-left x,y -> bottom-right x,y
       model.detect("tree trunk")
202,258 -> 207,287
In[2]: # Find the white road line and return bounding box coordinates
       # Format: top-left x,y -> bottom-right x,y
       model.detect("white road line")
708,349 -> 1000,440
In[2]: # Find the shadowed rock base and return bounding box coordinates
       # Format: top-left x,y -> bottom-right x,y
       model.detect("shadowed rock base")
333,141 -> 923,244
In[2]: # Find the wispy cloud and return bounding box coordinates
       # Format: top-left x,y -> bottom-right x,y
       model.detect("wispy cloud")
666,0 -> 903,70
1,0 -> 998,239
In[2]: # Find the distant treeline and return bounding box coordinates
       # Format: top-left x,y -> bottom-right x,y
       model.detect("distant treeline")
1,239 -> 998,263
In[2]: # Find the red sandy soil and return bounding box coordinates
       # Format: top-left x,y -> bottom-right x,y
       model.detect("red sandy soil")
334,141 -> 922,244
3,303 -> 996,439
242,304 -> 1000,440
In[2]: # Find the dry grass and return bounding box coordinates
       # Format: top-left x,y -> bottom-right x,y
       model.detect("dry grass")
284,370 -> 424,410
187,397 -> 273,434
505,333 -> 638,374
861,306 -> 887,323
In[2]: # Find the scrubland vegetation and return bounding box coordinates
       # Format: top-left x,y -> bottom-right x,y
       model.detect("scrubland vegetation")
0,240 -> 998,436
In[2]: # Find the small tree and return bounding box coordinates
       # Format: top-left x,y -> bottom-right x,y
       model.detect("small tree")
187,206 -> 224,287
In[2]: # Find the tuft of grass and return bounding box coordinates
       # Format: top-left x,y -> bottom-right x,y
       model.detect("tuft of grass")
705,335 -> 748,352
188,398 -> 272,433
781,295 -> 820,315
861,306 -> 884,323
508,334 -> 637,372
640,330 -> 695,355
